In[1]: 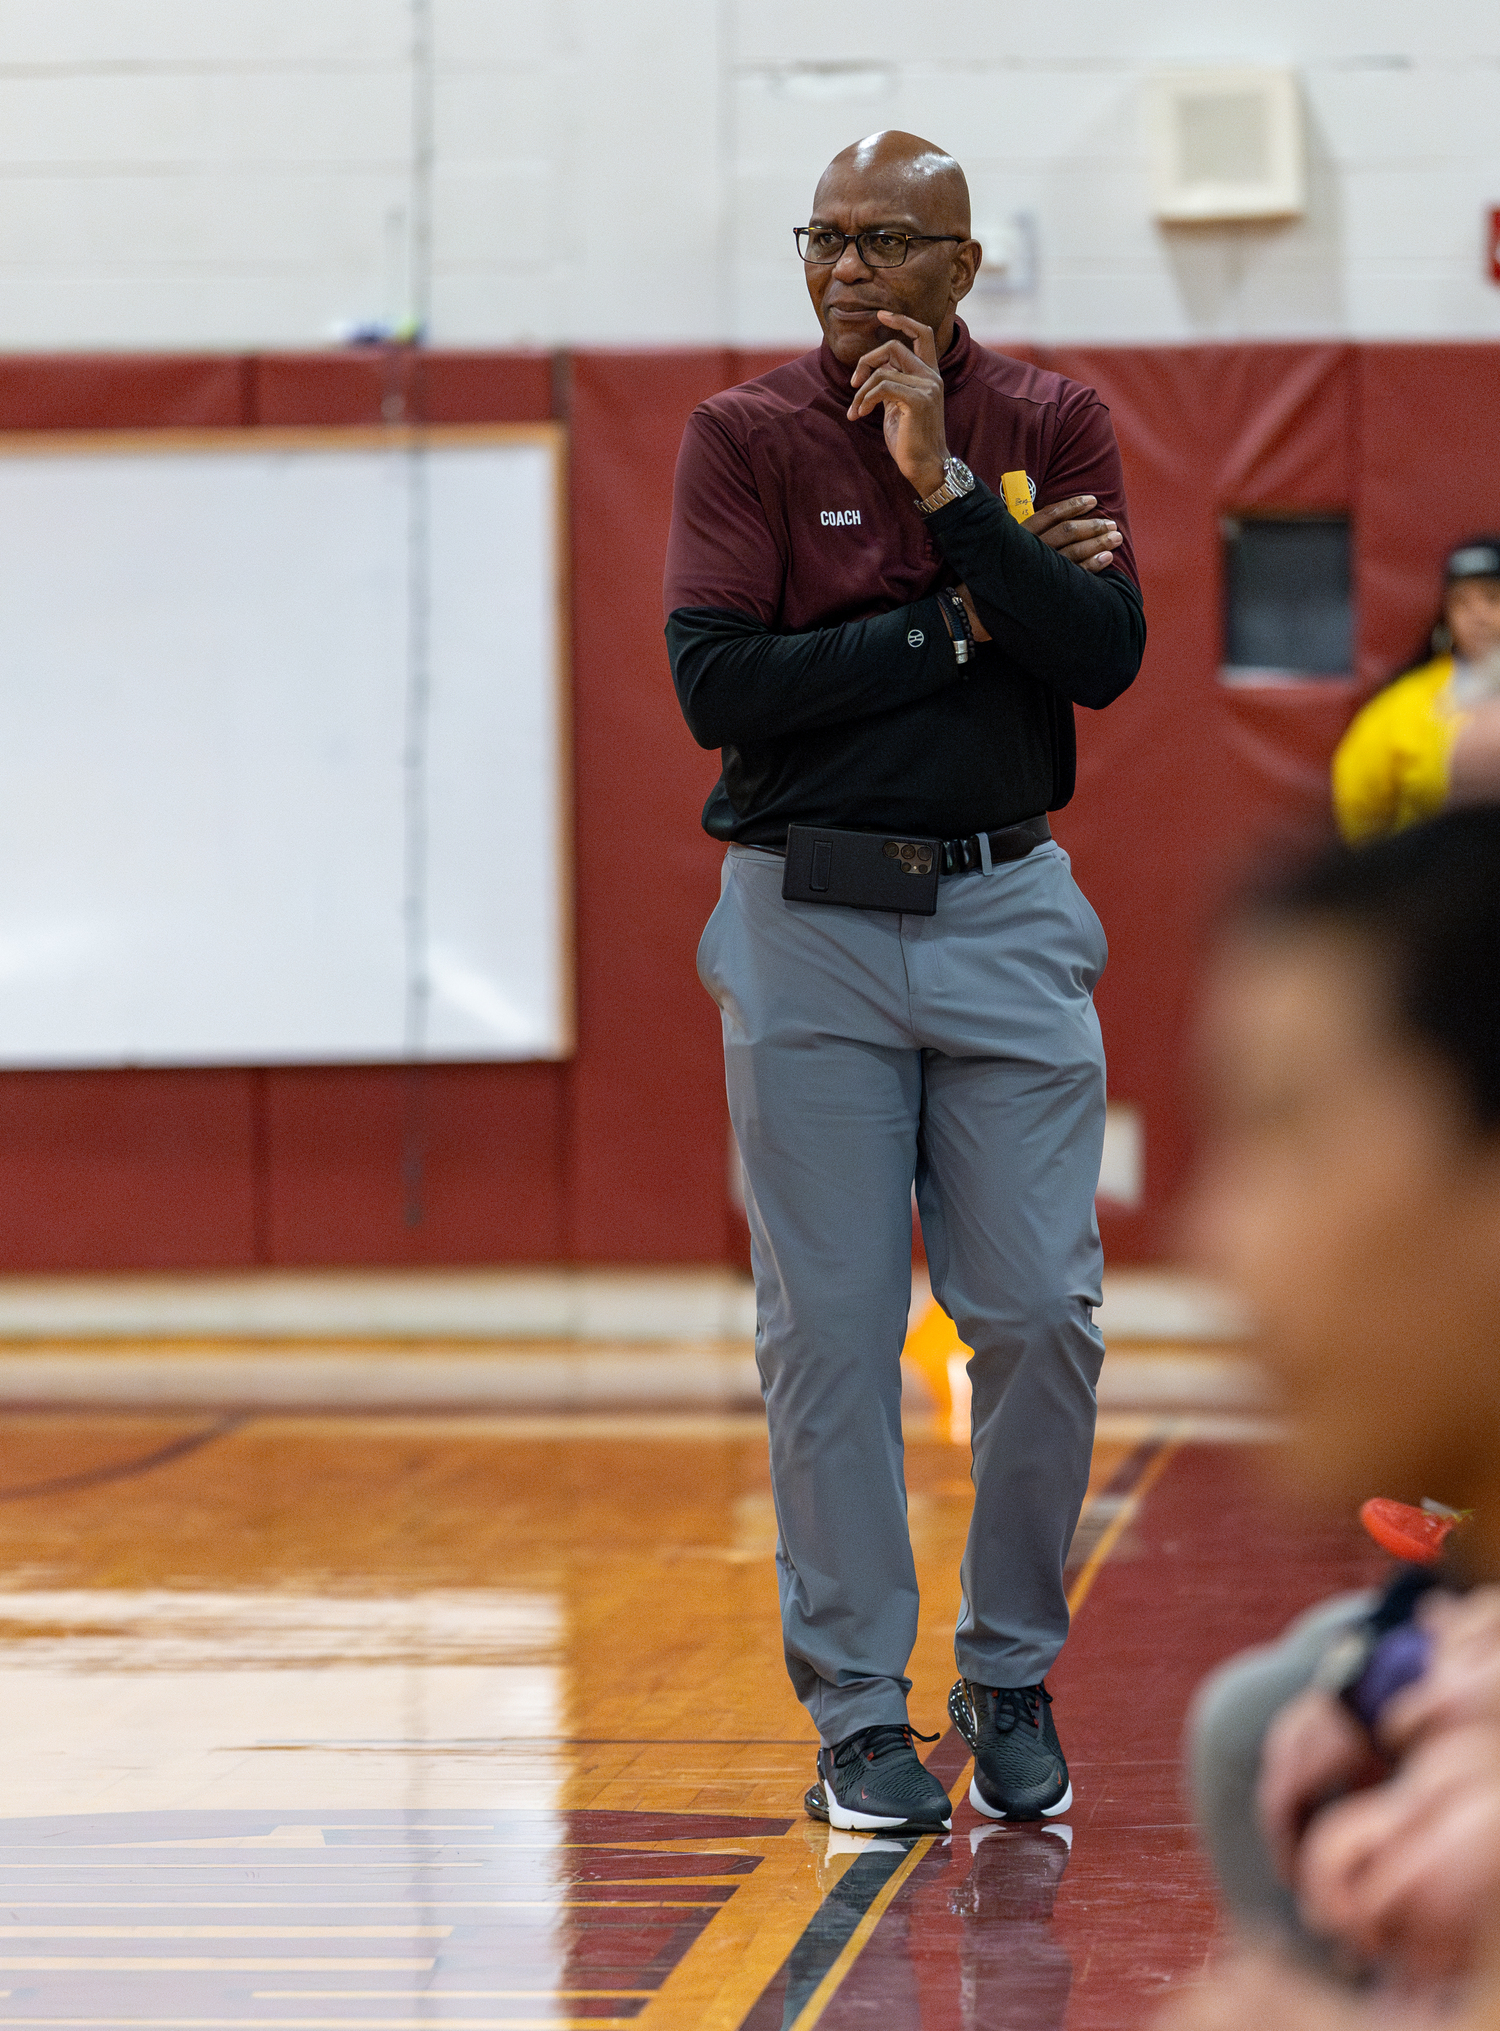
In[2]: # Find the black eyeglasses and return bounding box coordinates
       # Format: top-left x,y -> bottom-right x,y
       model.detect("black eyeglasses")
793,227 -> 965,269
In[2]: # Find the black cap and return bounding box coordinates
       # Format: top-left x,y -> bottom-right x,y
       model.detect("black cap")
1445,537 -> 1500,583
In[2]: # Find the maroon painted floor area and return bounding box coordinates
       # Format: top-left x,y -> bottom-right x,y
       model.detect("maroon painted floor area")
791,1446 -> 1389,2031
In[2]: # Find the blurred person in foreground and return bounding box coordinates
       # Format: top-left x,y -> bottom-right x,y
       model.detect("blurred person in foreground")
1163,807 -> 1500,2031
1333,539 -> 1500,842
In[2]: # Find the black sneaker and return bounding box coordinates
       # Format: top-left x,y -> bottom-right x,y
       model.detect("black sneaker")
803,1724 -> 952,1834
948,1679 -> 1072,1821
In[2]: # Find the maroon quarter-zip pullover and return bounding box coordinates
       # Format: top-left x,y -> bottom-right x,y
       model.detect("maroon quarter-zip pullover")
663,318 -> 1145,845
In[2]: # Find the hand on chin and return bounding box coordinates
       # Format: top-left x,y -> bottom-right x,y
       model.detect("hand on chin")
823,304 -> 884,362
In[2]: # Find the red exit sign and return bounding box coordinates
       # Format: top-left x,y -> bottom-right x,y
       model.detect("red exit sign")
1491,207 -> 1500,284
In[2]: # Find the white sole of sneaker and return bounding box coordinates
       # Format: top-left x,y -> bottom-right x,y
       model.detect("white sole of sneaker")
968,1775 -> 1073,1822
827,1796 -> 952,1833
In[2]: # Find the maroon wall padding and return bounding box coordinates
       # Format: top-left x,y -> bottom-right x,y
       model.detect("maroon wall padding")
1355,346 -> 1500,690
251,350 -> 554,427
565,352 -> 740,1261
0,342 -> 1493,1269
0,1069 -> 258,1270
0,355 -> 252,431
1041,344 -> 1359,1253
261,1063 -> 568,1265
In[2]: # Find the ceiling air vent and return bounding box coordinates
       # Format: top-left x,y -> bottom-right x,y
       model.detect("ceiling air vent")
1146,67 -> 1306,223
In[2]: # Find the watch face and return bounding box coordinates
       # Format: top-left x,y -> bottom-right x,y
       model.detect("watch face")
946,458 -> 975,490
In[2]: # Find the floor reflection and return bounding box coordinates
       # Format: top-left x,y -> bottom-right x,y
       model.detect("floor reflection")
950,1825 -> 1074,2031
754,1812 -> 1075,2031
744,1830 -> 928,2029
0,1585 -> 566,1818
0,1806 -> 794,2025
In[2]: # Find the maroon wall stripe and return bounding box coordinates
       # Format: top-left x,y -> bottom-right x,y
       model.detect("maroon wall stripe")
0,354 -> 253,432
565,350 -> 740,1263
0,343 -> 1489,1268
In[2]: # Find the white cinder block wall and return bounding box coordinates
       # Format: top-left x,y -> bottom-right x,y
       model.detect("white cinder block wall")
0,0 -> 1496,351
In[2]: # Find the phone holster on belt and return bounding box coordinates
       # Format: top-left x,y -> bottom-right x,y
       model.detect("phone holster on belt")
781,824 -> 940,915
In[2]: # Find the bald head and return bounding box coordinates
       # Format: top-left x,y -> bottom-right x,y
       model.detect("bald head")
815,131 -> 971,237
803,130 -> 980,366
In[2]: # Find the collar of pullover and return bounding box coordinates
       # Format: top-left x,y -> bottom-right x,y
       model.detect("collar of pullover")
817,315 -> 976,407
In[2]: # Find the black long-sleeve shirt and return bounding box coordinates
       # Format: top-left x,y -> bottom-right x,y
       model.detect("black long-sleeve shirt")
663,320 -> 1145,845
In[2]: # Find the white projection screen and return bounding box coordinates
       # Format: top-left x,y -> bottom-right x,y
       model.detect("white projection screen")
0,424 -> 571,1065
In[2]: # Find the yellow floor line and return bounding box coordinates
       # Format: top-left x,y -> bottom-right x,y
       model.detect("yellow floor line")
786,1835 -> 935,2031
790,1428 -> 1182,2031
1066,1431 -> 1180,1618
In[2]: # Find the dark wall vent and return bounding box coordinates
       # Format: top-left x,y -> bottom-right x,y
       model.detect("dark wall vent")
1221,515 -> 1351,682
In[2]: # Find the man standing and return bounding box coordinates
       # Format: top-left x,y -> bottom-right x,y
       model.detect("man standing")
664,132 -> 1144,1835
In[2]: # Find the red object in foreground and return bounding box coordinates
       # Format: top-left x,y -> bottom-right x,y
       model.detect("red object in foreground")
1360,1497 -> 1457,1564
1489,208 -> 1500,285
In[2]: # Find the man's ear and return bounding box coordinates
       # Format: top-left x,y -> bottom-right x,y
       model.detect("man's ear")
950,240 -> 980,306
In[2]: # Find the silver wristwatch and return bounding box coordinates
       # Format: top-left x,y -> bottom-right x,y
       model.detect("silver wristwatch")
915,455 -> 976,516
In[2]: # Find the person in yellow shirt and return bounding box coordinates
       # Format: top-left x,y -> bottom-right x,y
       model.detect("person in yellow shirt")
1332,538 -> 1500,843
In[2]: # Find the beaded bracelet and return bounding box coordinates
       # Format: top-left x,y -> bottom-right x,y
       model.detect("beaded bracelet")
941,587 -> 974,668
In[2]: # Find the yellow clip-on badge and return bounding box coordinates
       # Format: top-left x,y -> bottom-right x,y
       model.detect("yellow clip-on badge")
1001,470 -> 1035,523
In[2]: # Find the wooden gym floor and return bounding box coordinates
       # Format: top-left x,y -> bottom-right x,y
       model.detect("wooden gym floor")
0,1406 -> 1386,2031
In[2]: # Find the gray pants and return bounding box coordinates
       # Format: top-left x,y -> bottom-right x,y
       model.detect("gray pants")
697,839 -> 1109,1745
1188,1592 -> 1376,1944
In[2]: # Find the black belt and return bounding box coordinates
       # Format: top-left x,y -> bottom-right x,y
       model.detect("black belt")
763,814 -> 1050,872
936,813 -> 1050,875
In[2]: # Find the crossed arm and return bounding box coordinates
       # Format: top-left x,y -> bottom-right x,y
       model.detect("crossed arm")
667,308 -> 1144,752
668,506 -> 1144,752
